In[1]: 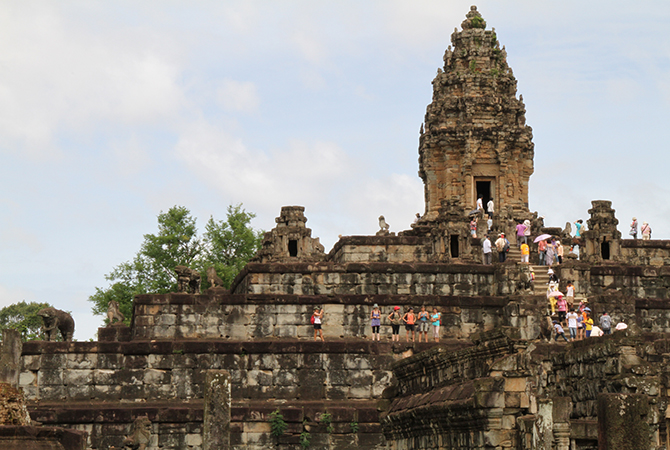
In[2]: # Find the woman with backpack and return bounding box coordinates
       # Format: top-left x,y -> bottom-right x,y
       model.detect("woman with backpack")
387,306 -> 402,342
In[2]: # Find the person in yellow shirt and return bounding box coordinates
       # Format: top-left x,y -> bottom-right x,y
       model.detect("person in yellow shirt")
585,312 -> 594,337
520,242 -> 529,263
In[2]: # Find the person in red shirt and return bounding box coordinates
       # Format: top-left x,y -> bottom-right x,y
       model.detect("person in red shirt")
538,239 -> 547,265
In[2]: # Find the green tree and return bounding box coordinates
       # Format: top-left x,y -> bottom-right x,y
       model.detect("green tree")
0,301 -> 52,341
88,204 -> 262,326
200,204 -> 263,288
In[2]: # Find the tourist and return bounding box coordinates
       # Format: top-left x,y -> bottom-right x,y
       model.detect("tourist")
556,294 -> 567,324
476,195 -> 483,215
630,217 -> 638,239
566,308 -> 578,341
487,198 -> 494,219
599,311 -> 612,335
431,307 -> 441,343
387,306 -> 402,342
545,239 -> 555,266
402,307 -> 416,342
553,320 -> 568,343
312,307 -> 324,342
566,282 -> 575,307
470,218 -> 477,238
641,221 -> 652,240
495,233 -> 509,262
414,213 -> 421,224
515,220 -> 527,248
486,214 -> 493,232
547,287 -> 557,316
590,325 -> 603,337
417,306 -> 430,342
584,311 -> 594,338
615,322 -> 628,331
482,235 -> 492,265
574,219 -> 584,238
520,241 -> 529,263
556,240 -> 563,264
548,268 -> 559,283
538,238 -> 547,265
370,304 -> 381,341
523,219 -> 531,243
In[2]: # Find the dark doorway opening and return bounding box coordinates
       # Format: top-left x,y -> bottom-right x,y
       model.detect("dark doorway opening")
288,240 -> 298,257
450,235 -> 460,258
476,181 -> 492,214
601,240 -> 610,260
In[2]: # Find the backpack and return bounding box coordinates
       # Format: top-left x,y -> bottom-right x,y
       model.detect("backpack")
600,315 -> 611,330
310,315 -> 315,325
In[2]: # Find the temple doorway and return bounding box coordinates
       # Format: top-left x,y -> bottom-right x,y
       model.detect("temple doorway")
475,180 -> 493,214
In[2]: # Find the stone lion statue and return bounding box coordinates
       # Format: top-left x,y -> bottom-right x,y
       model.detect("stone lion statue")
378,215 -> 390,232
37,307 -> 74,341
123,416 -> 151,449
106,300 -> 125,326
206,266 -> 225,288
175,265 -> 201,294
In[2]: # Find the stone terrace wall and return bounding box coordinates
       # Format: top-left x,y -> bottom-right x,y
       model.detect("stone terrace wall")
231,262 -> 497,296
20,340 -> 422,449
545,332 -> 661,419
327,236 -> 432,264
131,293 -> 511,341
621,240 -> 670,266
558,261 -> 670,299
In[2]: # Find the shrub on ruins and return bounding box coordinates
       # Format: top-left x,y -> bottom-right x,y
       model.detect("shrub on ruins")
88,204 -> 262,326
0,301 -> 53,341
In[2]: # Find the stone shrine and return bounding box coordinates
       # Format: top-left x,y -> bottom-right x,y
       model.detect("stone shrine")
5,6 -> 670,450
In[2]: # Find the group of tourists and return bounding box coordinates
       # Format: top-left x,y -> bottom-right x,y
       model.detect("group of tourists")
629,217 -> 652,240
310,305 -> 443,343
545,273 -> 626,343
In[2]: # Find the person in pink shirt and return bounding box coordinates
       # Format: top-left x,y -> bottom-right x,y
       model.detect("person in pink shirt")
556,294 -> 567,324
538,239 -> 547,265
515,221 -> 527,248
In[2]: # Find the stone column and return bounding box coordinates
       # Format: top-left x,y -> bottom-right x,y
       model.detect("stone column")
552,396 -> 571,450
203,370 -> 231,450
0,329 -> 22,387
597,393 -> 651,450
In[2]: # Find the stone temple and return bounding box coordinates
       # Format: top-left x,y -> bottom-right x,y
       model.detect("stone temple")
3,5 -> 670,450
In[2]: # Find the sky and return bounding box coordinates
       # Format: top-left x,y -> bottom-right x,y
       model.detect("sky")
1,1 -> 669,340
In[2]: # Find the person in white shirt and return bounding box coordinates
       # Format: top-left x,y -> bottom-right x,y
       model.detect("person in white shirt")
482,235 -> 492,265
476,195 -> 483,215
566,308 -> 578,341
487,199 -> 494,219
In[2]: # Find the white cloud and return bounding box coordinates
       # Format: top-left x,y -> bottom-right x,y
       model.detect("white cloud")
216,79 -> 260,113
0,4 -> 185,158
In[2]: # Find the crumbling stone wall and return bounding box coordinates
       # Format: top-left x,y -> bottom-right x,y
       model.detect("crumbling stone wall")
130,293 -> 511,341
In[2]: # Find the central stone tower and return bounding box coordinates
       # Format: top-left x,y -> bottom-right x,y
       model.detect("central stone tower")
418,6 -> 534,221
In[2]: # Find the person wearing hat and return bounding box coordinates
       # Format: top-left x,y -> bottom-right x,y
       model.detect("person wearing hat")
402,307 -> 416,342
431,307 -> 441,343
495,233 -> 509,263
312,307 -> 324,342
630,217 -> 638,239
641,221 -> 652,240
370,304 -> 382,341
387,306 -> 402,341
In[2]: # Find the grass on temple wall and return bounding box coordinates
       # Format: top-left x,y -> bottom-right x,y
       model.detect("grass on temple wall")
300,430 -> 311,448
350,421 -> 359,433
320,412 -> 333,434
269,409 -> 288,438
469,59 -> 477,72
471,16 -> 485,29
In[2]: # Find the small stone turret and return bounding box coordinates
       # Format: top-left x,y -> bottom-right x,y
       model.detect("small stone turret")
254,206 -> 325,263
419,5 -> 534,222
582,200 -> 622,263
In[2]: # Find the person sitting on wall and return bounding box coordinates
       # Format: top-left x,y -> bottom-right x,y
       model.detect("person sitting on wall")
402,307 -> 416,343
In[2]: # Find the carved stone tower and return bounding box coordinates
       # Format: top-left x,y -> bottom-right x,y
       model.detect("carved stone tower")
418,6 -> 534,221
254,206 -> 325,263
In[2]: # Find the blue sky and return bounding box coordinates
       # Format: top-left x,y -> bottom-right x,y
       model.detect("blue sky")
2,1 -> 669,340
